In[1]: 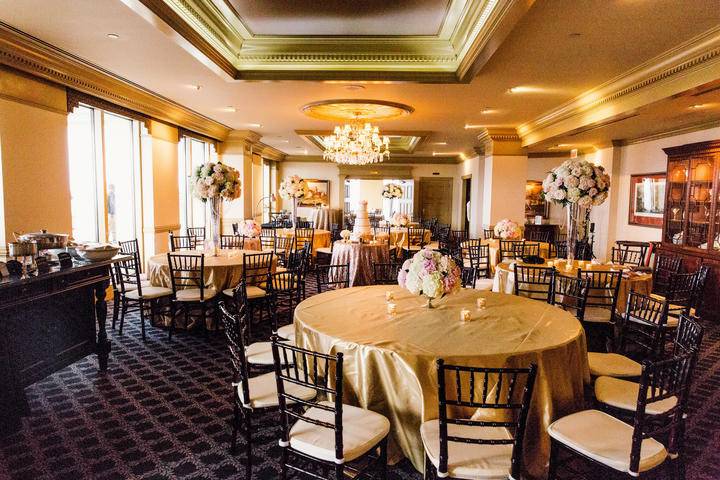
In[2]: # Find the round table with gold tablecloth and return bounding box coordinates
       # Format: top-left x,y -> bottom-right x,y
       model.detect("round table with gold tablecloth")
482,239 -> 552,271
330,240 -> 390,287
294,286 -> 589,478
276,228 -> 331,255
492,259 -> 653,313
375,228 -> 432,252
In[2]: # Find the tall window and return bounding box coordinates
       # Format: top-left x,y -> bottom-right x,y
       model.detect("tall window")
67,106 -> 142,243
179,137 -> 215,231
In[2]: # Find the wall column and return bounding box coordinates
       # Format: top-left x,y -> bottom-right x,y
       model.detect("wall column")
588,143 -> 622,261
218,130 -> 260,232
477,128 -> 528,228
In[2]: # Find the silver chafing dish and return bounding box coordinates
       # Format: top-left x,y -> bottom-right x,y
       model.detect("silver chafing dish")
14,229 -> 69,250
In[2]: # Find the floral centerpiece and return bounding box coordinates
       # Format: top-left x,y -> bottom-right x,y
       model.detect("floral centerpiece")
398,248 -> 461,308
390,212 -> 410,227
542,159 -> 611,262
279,175 -> 308,229
240,219 -> 261,238
193,161 -> 241,254
382,183 -> 403,217
493,219 -> 522,240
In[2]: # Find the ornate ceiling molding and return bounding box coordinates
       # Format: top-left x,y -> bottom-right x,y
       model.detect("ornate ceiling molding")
0,21 -> 231,141
284,154 -> 459,165
517,25 -> 720,147
130,0 -> 530,82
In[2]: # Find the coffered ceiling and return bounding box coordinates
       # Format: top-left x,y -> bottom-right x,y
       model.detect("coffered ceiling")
0,0 -> 719,161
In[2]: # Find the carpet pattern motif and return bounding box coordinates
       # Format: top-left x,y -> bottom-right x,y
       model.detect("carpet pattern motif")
1,285 -> 719,479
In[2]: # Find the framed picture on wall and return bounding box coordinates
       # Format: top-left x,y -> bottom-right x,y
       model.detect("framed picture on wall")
525,180 -> 549,219
299,179 -> 330,207
628,172 -> 665,228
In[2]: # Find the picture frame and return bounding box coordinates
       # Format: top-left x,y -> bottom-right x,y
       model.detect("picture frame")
628,172 -> 666,228
299,179 -> 330,207
525,180 -> 549,219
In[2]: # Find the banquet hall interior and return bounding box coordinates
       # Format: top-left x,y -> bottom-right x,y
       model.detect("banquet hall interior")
1,1 -> 720,479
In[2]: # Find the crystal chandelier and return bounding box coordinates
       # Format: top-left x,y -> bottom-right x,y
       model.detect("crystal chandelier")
323,120 -> 390,165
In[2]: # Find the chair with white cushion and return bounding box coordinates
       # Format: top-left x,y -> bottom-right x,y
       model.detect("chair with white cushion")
551,275 -> 588,320
652,268 -> 707,326
461,241 -> 493,291
269,269 -> 302,337
271,339 -> 390,479
548,352 -> 695,479
167,252 -> 217,339
223,251 -> 274,336
112,252 -> 172,341
421,359 -> 537,480
578,269 -> 622,324
513,264 -> 555,302
588,292 -> 667,378
219,302 -> 315,479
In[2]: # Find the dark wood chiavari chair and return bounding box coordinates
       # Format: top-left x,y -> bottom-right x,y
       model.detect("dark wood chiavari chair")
218,301 -> 315,479
231,222 -> 239,235
421,360 -> 537,480
513,264 -> 555,302
187,227 -> 206,246
223,251 -> 274,338
499,239 -> 523,262
220,234 -> 245,249
268,269 -> 303,334
111,252 -> 172,340
274,235 -> 295,268
168,232 -> 194,251
260,227 -> 277,250
460,240 -> 492,290
652,254 -> 682,296
587,291 -> 668,378
294,227 -> 315,254
372,262 -> 400,285
551,275 -> 588,320
554,240 -> 568,259
403,227 -> 429,260
448,230 -> 468,256
436,226 -> 452,254
548,352 -> 694,479
516,241 -> 540,258
316,225 -> 341,265
295,220 -> 313,229
483,228 -> 495,240
271,340 -> 390,480
112,239 -> 150,328
576,269 -> 622,324
285,242 -> 312,299
655,271 -> 698,321
611,246 -> 644,267
315,264 -> 350,293
167,252 -> 218,339
525,229 -> 551,244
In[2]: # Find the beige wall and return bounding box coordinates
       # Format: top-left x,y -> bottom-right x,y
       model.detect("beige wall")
482,154 -> 528,227
0,69 -> 71,247
527,156 -> 569,226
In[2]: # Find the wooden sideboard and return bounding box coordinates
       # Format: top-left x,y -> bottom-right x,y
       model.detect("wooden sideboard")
0,259 -> 114,435
523,224 -> 561,244
656,140 -> 720,321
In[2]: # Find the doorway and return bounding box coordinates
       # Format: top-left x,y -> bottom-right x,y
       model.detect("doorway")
463,177 -> 471,232
418,177 -> 453,225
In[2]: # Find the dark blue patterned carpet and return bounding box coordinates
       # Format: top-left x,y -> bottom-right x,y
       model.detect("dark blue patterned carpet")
1,285 -> 719,479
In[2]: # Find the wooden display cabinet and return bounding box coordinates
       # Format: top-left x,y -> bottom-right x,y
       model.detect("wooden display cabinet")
656,140 -> 720,321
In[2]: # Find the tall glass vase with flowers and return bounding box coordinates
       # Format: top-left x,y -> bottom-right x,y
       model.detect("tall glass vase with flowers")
192,162 -> 241,256
279,175 -> 308,229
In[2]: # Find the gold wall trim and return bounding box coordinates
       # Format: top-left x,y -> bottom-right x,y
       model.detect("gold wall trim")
0,22 -> 231,141
518,26 -> 720,146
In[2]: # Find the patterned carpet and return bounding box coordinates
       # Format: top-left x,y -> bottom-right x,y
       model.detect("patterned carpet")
1,284 -> 719,479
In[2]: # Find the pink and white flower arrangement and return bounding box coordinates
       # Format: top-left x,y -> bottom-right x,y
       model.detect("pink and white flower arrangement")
278,175 -> 308,200
382,183 -> 403,199
193,162 -> 241,201
398,248 -> 461,300
542,159 -> 611,208
493,219 -> 522,240
240,219 -> 261,238
390,212 -> 410,227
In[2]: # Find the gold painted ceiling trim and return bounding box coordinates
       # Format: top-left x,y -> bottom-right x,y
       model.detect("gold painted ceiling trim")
0,21 -> 231,141
517,25 -> 720,147
131,0 -> 529,82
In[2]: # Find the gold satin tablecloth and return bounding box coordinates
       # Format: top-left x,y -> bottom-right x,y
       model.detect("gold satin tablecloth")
147,248 -> 275,293
295,286 -> 589,478
481,239 -> 552,271
330,241 -> 390,287
493,259 -> 653,313
277,228 -> 331,255
376,228 -> 432,251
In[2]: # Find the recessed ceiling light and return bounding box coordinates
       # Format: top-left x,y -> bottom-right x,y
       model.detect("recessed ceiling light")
689,104 -> 707,110
244,123 -> 262,128
186,84 -> 202,91
507,86 -> 541,94
480,108 -> 496,114
569,32 -> 582,37
464,124 -> 483,129
222,106 -> 236,113
107,33 -> 120,39
344,84 -> 365,91
430,142 -> 448,145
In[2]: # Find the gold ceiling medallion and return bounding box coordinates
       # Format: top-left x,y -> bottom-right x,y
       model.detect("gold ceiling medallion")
300,99 -> 414,122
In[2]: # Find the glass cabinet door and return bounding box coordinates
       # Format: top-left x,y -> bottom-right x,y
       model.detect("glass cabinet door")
666,158 -> 688,245
687,154 -> 715,249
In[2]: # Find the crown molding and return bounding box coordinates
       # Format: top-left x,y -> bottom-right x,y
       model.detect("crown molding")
129,0 -> 529,83
283,154 -> 459,165
517,25 -> 720,147
0,21 -> 231,141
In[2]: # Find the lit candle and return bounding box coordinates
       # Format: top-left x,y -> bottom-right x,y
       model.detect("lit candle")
547,260 -> 554,268
476,298 -> 487,309
385,291 -> 394,302
460,308 -> 471,323
387,302 -> 397,315
565,263 -> 573,272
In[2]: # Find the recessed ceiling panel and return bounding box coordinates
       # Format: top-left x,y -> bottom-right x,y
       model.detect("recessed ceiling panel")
226,0 -> 450,36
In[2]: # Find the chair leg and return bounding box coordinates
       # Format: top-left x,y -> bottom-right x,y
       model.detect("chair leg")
280,444 -> 288,480
168,301 -> 176,341
149,300 -> 157,330
378,437 -> 388,479
111,294 -> 120,329
244,410 -> 252,479
230,400 -> 239,454
139,300 -> 147,341
335,463 -> 343,480
547,439 -> 559,480
200,302 -> 208,336
119,299 -> 128,334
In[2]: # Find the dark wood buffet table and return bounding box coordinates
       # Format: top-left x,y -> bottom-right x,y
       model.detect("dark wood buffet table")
0,257 -> 123,435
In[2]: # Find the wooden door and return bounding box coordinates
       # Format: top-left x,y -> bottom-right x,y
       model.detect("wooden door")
418,177 -> 453,225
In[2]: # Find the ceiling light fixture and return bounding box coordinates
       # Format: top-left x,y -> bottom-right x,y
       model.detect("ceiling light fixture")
107,33 -> 120,39
507,86 -> 541,94
222,106 -> 237,112
344,85 -> 366,91
323,115 -> 389,166
244,123 -> 262,128
464,124 -> 483,129
430,142 -> 448,145
480,108 -> 496,114
186,84 -> 202,91
689,104 -> 707,109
